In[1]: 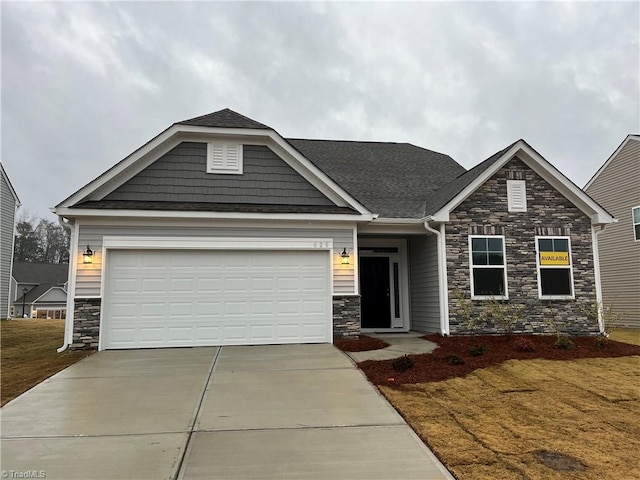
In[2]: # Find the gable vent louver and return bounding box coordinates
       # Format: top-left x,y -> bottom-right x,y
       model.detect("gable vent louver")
207,142 -> 243,174
507,180 -> 527,212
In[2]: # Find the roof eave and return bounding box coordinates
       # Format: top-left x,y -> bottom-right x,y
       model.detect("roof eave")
429,140 -> 615,226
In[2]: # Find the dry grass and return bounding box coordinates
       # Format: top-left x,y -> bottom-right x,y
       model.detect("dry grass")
1,319 -> 92,406
610,328 -> 640,346
381,356 -> 640,480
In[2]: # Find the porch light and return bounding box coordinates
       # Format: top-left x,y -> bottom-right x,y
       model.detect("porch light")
341,248 -> 350,265
83,245 -> 94,264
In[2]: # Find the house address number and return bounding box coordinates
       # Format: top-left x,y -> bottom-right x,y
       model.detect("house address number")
313,241 -> 331,248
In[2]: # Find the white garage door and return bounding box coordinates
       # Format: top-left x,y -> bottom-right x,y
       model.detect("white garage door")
102,249 -> 331,349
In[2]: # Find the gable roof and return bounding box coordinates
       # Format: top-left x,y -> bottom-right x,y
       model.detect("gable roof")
287,139 -> 465,218
55,109 -> 372,220
14,284 -> 67,305
423,141 -> 518,216
12,262 -> 68,285
584,134 -> 640,190
177,108 -> 272,130
427,139 -> 615,225
1,162 -> 21,205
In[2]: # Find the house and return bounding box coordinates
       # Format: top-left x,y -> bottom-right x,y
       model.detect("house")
53,109 -> 614,350
10,262 -> 69,319
584,135 -> 640,328
1,162 -> 21,319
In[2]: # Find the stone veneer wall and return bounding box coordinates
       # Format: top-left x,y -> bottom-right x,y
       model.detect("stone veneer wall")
446,157 -> 598,335
71,298 -> 101,350
333,295 -> 361,339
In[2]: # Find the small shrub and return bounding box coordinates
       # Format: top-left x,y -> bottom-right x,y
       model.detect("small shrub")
513,337 -> 535,352
594,336 -> 609,349
469,344 -> 488,356
445,354 -> 465,365
555,336 -> 575,350
392,355 -> 414,372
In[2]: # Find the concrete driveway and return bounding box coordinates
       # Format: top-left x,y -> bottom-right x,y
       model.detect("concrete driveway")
1,345 -> 453,480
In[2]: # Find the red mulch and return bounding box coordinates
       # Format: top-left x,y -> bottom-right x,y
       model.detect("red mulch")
335,335 -> 390,352
358,334 -> 640,387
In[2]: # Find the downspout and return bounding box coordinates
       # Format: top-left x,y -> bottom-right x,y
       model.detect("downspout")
57,216 -> 76,352
591,224 -> 606,334
423,218 -> 450,336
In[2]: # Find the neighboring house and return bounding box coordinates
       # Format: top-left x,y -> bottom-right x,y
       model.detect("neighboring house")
585,135 -> 640,328
1,162 -> 21,319
53,109 -> 614,350
10,262 -> 69,319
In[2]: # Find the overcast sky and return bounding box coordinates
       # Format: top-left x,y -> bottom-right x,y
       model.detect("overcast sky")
2,1 -> 638,221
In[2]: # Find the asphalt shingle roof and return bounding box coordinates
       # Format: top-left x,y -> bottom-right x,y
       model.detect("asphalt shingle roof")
422,141 -> 518,216
286,139 -> 466,218
177,108 -> 272,130
12,262 -> 68,285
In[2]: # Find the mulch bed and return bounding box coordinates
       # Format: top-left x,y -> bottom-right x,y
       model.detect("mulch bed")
359,334 -> 640,386
334,335 -> 390,352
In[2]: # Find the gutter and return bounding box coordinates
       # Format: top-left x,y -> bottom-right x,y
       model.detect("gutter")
56,216 -> 75,353
423,217 -> 450,336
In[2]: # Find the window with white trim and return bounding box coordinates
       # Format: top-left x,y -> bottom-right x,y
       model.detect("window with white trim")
207,142 -> 243,174
633,206 -> 640,241
469,236 -> 508,299
507,180 -> 527,212
536,236 -> 574,298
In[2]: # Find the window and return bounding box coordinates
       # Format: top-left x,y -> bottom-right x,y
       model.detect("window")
469,236 -> 508,298
207,142 -> 243,174
536,237 -> 574,298
507,180 -> 527,212
633,207 -> 640,241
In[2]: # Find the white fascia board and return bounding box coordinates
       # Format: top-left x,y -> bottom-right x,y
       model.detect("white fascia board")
584,135 -> 640,190
267,131 -> 370,214
103,236 -> 334,251
1,162 -> 21,205
430,140 -> 614,226
516,148 -> 614,225
55,124 -> 371,216
32,286 -> 65,304
56,207 -> 373,223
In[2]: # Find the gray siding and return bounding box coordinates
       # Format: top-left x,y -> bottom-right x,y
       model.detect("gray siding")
104,143 -> 336,206
1,173 -> 17,318
409,234 -> 440,332
585,138 -> 640,328
75,223 -> 355,297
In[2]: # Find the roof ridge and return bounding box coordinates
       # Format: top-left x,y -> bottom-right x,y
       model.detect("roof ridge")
287,137 -> 407,145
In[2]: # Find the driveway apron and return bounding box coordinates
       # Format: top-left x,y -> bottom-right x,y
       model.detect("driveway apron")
1,345 -> 453,480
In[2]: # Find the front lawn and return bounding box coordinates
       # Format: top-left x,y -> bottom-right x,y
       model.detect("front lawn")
1,319 -> 92,406
353,334 -> 640,480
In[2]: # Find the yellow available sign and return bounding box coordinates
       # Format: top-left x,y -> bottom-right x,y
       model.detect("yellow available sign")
540,251 -> 569,266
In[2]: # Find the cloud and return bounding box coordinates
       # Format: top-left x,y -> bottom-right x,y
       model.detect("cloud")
1,1 -> 638,220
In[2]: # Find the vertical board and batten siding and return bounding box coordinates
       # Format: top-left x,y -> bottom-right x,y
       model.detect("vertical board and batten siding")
585,138 -> 640,328
408,235 -> 440,332
75,224 -> 355,297
104,143 -> 336,207
1,173 -> 17,318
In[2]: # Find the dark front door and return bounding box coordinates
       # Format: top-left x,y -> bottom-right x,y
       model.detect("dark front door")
360,256 -> 391,328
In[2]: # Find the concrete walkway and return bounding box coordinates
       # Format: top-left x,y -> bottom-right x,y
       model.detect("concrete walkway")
1,345 -> 453,480
347,332 -> 439,362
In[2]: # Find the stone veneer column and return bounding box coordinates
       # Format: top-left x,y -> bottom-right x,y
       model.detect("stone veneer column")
332,295 -> 361,340
71,298 -> 101,350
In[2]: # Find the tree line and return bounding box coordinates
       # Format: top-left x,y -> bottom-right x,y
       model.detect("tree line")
13,213 -> 70,264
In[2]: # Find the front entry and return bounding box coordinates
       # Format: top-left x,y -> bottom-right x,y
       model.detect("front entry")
360,257 -> 391,328
359,241 -> 408,331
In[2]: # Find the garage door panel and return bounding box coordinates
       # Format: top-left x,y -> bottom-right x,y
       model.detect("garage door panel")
103,249 -> 330,348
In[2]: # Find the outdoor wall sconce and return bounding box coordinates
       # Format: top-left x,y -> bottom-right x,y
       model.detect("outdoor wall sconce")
83,245 -> 94,264
341,247 -> 350,265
